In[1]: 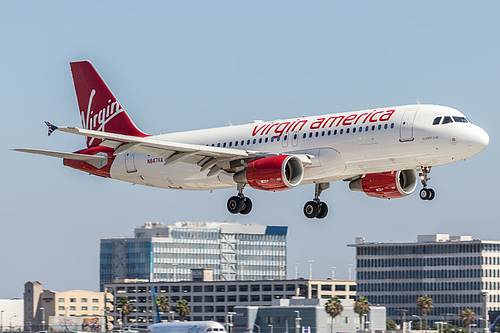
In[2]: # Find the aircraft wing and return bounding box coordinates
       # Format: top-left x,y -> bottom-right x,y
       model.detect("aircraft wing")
12,148 -> 107,161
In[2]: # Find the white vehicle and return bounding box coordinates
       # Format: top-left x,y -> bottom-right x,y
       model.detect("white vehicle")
14,61 -> 489,218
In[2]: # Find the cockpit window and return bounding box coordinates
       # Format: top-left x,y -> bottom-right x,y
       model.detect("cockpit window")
442,116 -> 453,124
453,116 -> 469,123
432,117 -> 442,125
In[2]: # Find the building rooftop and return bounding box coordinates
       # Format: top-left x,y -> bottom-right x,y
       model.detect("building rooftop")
349,233 -> 500,247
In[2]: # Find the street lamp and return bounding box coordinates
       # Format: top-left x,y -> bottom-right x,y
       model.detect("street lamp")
226,312 -> 236,333
40,307 -> 46,331
295,311 -> 301,333
479,318 -> 489,333
413,315 -> 423,331
268,324 -> 273,333
1,310 -> 4,333
169,311 -> 175,322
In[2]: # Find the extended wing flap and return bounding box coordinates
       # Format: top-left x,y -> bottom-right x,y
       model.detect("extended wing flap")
12,148 -> 107,161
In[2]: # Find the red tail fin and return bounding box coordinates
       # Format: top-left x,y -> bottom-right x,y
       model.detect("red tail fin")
70,61 -> 147,147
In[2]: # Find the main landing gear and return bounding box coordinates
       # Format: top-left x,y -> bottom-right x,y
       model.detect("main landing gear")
419,166 -> 435,201
304,183 -> 330,219
227,184 -> 253,215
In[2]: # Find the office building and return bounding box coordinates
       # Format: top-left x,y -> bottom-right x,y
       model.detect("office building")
349,234 -> 499,326
100,222 -> 288,289
24,281 -> 107,332
104,277 -> 356,328
0,298 -> 24,331
233,298 -> 386,333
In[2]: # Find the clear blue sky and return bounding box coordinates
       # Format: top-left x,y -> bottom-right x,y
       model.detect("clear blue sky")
1,1 -> 498,298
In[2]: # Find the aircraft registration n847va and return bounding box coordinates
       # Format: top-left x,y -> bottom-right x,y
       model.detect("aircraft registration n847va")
14,61 -> 489,218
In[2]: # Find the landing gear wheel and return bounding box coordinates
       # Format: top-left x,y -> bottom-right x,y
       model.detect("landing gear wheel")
304,201 -> 320,219
419,188 -> 435,201
227,196 -> 243,214
316,202 -> 329,219
427,188 -> 435,200
240,197 -> 253,215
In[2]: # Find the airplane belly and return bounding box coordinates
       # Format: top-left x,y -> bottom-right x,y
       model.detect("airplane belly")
110,153 -> 235,190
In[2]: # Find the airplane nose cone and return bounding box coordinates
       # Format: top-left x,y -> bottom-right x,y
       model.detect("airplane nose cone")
468,125 -> 489,154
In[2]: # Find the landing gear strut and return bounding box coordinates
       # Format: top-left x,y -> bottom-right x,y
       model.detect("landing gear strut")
227,184 -> 253,215
304,183 -> 330,219
419,166 -> 435,201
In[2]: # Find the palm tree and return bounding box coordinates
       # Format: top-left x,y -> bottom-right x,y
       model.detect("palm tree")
354,296 -> 371,331
460,309 -> 476,332
157,296 -> 170,313
325,296 -> 344,333
116,296 -> 134,327
416,295 -> 434,330
175,299 -> 191,321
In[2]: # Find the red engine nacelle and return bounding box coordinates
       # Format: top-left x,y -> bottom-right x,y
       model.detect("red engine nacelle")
349,170 -> 418,199
234,155 -> 304,191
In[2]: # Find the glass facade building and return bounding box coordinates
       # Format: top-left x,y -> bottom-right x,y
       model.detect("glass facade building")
100,222 -> 288,289
349,234 -> 500,326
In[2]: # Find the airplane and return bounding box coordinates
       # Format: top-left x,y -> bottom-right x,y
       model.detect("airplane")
147,287 -> 227,333
13,60 -> 489,219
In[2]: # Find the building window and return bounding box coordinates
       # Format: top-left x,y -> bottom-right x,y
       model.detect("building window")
239,285 -> 248,292
274,285 -> 284,291
204,286 -> 214,292
321,285 -> 332,291
228,285 -> 237,292
251,285 -> 260,292
81,298 -> 88,302
193,296 -> 202,302
92,299 -> 99,303
58,298 -> 65,302
92,306 -> 99,311
227,295 -> 237,302
239,295 -> 248,302
286,284 -> 295,291
335,285 -> 346,291
82,306 -> 88,311
204,306 -> 214,312
70,298 -> 76,303
205,296 -> 214,302
58,306 -> 64,310
216,286 -> 225,292
193,286 -> 202,292
263,285 -> 272,291
69,306 -> 76,311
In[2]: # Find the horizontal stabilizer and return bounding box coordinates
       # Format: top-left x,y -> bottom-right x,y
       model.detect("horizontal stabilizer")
12,148 -> 107,161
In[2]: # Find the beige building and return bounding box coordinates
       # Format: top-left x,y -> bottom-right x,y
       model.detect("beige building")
24,281 -> 110,331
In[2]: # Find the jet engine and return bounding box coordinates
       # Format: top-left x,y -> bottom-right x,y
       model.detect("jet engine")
349,169 -> 418,199
234,155 -> 304,191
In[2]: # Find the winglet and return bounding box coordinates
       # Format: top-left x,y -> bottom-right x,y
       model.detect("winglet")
45,121 -> 58,136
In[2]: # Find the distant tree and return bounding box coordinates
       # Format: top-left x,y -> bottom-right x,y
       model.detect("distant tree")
325,296 -> 344,333
460,308 -> 476,332
416,295 -> 434,329
157,296 -> 170,313
354,296 -> 371,331
175,299 -> 191,321
386,318 -> 397,330
116,296 -> 134,326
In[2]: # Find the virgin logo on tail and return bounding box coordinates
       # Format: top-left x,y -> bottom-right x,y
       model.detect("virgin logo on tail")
80,89 -> 124,132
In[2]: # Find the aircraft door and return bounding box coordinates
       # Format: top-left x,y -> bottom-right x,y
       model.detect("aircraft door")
292,131 -> 299,147
282,133 -> 289,148
400,109 -> 418,142
125,152 -> 137,173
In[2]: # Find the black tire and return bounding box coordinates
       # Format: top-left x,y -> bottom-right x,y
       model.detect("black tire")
227,196 -> 243,214
316,202 -> 329,219
240,197 -> 253,215
304,201 -> 320,219
427,188 -> 435,201
419,188 -> 429,200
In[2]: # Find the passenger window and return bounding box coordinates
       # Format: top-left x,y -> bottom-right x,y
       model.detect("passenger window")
378,125 -> 382,130
365,126 -> 369,132
315,132 -> 319,137
229,142 -> 232,147
340,129 -> 344,134
270,137 -> 274,142
327,130 -> 331,136
217,143 -> 221,147
247,140 -> 250,145
433,117 -> 442,125
334,130 -> 337,135
391,123 -> 394,128
294,134 -> 297,139
276,136 -> 280,141
259,138 -> 263,143
372,125 -> 375,131
284,135 -> 288,141
442,116 -> 453,124
309,133 -> 313,138
223,143 -> 227,147
321,131 -> 325,136
346,128 -> 350,134
359,127 -> 362,132
265,138 -> 268,143
241,140 -> 244,145
353,127 -> 356,133
234,141 -> 238,147
384,124 -> 388,129
303,133 -> 306,139
253,139 -> 256,144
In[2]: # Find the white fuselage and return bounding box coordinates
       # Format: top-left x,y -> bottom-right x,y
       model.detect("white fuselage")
109,104 -> 488,190
149,321 -> 226,333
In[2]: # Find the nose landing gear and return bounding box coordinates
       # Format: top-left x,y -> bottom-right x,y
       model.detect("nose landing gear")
304,183 -> 330,219
227,184 -> 253,215
419,166 -> 435,201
